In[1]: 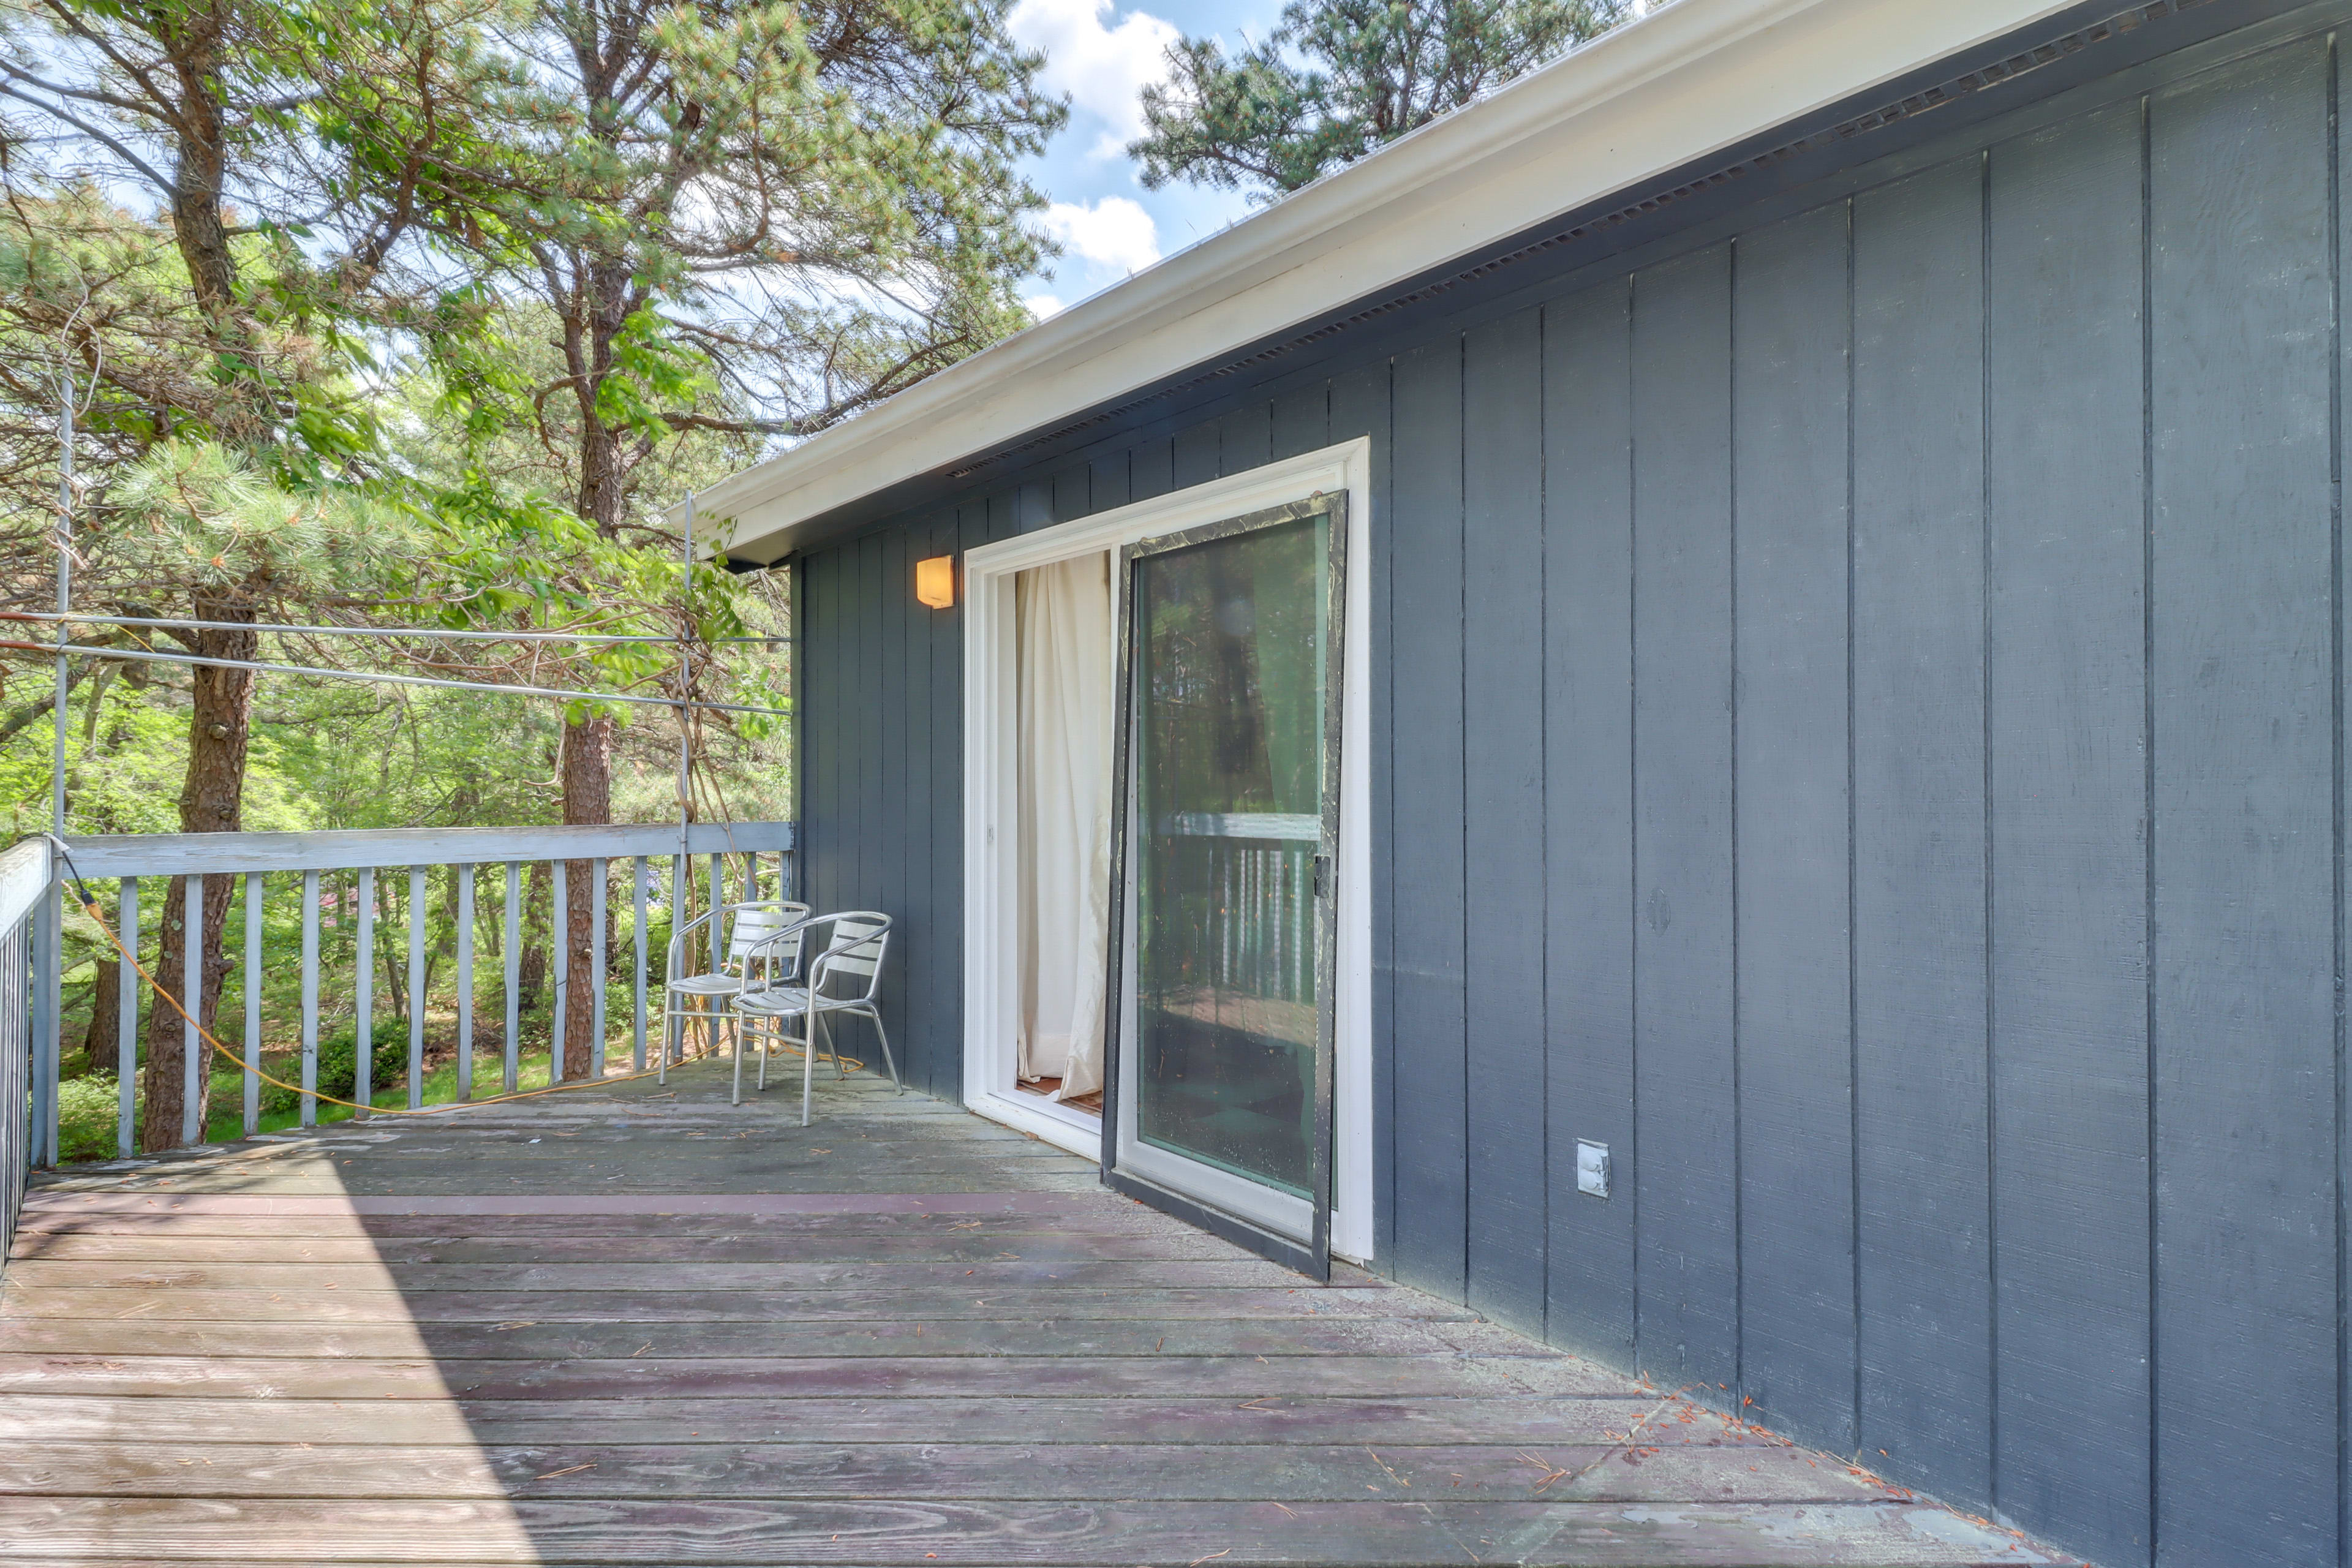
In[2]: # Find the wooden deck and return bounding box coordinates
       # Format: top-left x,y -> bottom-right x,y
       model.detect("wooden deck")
0,1062 -> 2069,1566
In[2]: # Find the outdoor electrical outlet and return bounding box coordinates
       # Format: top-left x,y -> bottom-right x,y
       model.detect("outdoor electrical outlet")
1576,1139 -> 1610,1199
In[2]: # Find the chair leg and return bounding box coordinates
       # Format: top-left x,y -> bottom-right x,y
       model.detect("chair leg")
865,1008 -> 901,1093
731,1012 -> 745,1106
803,1008 -> 821,1127
755,1018 -> 770,1092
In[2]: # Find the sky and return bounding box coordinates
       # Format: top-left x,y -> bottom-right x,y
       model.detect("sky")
1005,0 -> 1286,318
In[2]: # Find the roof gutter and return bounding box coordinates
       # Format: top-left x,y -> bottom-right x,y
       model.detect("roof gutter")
697,0 -> 2084,561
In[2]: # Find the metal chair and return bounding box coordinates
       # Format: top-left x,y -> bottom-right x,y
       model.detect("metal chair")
662,900 -> 809,1079
731,911 -> 896,1122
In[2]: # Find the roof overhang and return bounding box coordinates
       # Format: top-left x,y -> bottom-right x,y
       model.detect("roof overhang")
692,0 -> 2100,563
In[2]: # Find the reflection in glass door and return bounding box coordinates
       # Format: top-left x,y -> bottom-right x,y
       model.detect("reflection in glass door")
1104,496 -> 1344,1278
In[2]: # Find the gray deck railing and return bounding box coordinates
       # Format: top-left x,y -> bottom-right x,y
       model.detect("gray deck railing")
24,821 -> 793,1167
0,838 -> 47,1259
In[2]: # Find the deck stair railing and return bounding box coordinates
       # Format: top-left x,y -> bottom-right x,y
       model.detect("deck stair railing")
18,820 -> 793,1169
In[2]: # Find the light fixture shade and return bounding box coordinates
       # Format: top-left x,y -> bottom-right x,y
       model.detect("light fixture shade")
914,555 -> 956,609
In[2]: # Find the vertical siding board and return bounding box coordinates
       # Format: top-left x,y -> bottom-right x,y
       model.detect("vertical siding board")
1330,361 -> 1396,1272
1173,421 -> 1221,491
1220,401 -> 1273,476
1090,451 -> 1133,516
1851,156 -> 1991,1501
1985,102 -> 2153,1565
861,535 -> 886,920
880,527 -> 911,1082
1129,435 -> 1175,502
1271,382 -> 1331,462
1542,281 -> 1635,1362
1388,337 -> 1470,1299
1730,204 -> 1855,1449
1461,309 -> 1548,1333
1050,466 -> 1090,525
2149,42 -> 2339,1566
1631,243 -> 1739,1387
814,546 -> 838,919
950,500 -> 992,1100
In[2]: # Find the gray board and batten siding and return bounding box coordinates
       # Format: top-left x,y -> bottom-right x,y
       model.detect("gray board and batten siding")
791,6 -> 2352,1566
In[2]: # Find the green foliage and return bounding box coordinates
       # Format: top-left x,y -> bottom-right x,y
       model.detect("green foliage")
262,1019 -> 409,1116
58,1072 -> 121,1163
1133,0 -> 1634,196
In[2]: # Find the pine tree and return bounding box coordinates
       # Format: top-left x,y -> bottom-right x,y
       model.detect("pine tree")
1131,0 -> 1632,197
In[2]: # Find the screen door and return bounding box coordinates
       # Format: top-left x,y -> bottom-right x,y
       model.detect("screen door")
1102,494 -> 1346,1279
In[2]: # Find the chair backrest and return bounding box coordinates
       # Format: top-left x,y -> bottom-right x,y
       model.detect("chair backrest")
811,912 -> 891,1005
729,902 -> 811,979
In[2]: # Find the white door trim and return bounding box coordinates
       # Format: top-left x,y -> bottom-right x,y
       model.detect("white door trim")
961,439 -> 1374,1264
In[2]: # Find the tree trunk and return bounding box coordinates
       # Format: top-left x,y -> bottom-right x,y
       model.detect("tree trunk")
85,961 -> 119,1075
140,604 -> 255,1151
559,715 -> 612,1079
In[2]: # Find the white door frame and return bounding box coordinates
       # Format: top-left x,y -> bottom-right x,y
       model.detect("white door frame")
961,439 -> 1374,1264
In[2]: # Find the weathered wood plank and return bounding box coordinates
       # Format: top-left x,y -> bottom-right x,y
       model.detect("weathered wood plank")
0,1314 -> 1567,1362
59,822 -> 793,878
12,1232 -> 1241,1265
0,1392 -> 1667,1446
0,1284 -> 1470,1324
2,1256 -> 1348,1291
0,1495 -> 2056,1564
0,1439 -> 1865,1504
0,1351 -> 1627,1401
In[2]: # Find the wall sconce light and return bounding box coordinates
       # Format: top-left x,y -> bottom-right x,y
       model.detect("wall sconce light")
914,556 -> 956,609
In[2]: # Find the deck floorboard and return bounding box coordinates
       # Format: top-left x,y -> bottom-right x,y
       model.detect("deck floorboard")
2,1063 -> 2069,1565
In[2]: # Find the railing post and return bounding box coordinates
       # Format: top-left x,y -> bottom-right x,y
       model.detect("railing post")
116,878 -> 137,1158
32,875 -> 58,1166
590,857 -> 607,1079
355,867 -> 374,1118
550,860 -> 567,1084
632,857 -> 649,1071
668,852 -> 687,1070
299,869 -> 318,1128
502,861 -> 519,1095
182,872 -> 203,1145
242,872 -> 261,1136
455,862 -> 474,1101
406,865 -> 426,1110
707,854 -> 723,970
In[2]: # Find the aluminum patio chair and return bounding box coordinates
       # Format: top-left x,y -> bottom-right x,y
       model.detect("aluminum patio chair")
662,899 -> 810,1076
730,911 -> 897,1122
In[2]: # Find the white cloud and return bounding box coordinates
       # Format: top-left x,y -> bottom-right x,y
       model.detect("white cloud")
1038,197 -> 1161,276
1025,293 -> 1066,320
1008,0 -> 1180,155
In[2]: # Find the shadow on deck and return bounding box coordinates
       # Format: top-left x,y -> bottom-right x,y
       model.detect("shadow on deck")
0,1062 -> 2071,1565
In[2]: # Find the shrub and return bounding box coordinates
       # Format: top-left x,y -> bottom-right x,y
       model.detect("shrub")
58,1072 -> 121,1161
261,1019 -> 408,1115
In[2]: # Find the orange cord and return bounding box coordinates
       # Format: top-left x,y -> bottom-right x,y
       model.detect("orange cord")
74,894 -> 853,1120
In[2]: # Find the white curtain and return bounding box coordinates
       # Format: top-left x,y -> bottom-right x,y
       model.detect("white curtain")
1016,552 -> 1114,1100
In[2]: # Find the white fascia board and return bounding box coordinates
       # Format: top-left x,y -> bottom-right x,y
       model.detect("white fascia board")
702,0 -> 2081,558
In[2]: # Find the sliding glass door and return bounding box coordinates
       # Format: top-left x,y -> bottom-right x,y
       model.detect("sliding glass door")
1104,496 -> 1345,1278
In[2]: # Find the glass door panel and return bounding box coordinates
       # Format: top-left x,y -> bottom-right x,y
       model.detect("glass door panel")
1106,497 -> 1345,1278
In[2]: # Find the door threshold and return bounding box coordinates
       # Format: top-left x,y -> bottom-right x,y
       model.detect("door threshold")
968,1085 -> 1101,1161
